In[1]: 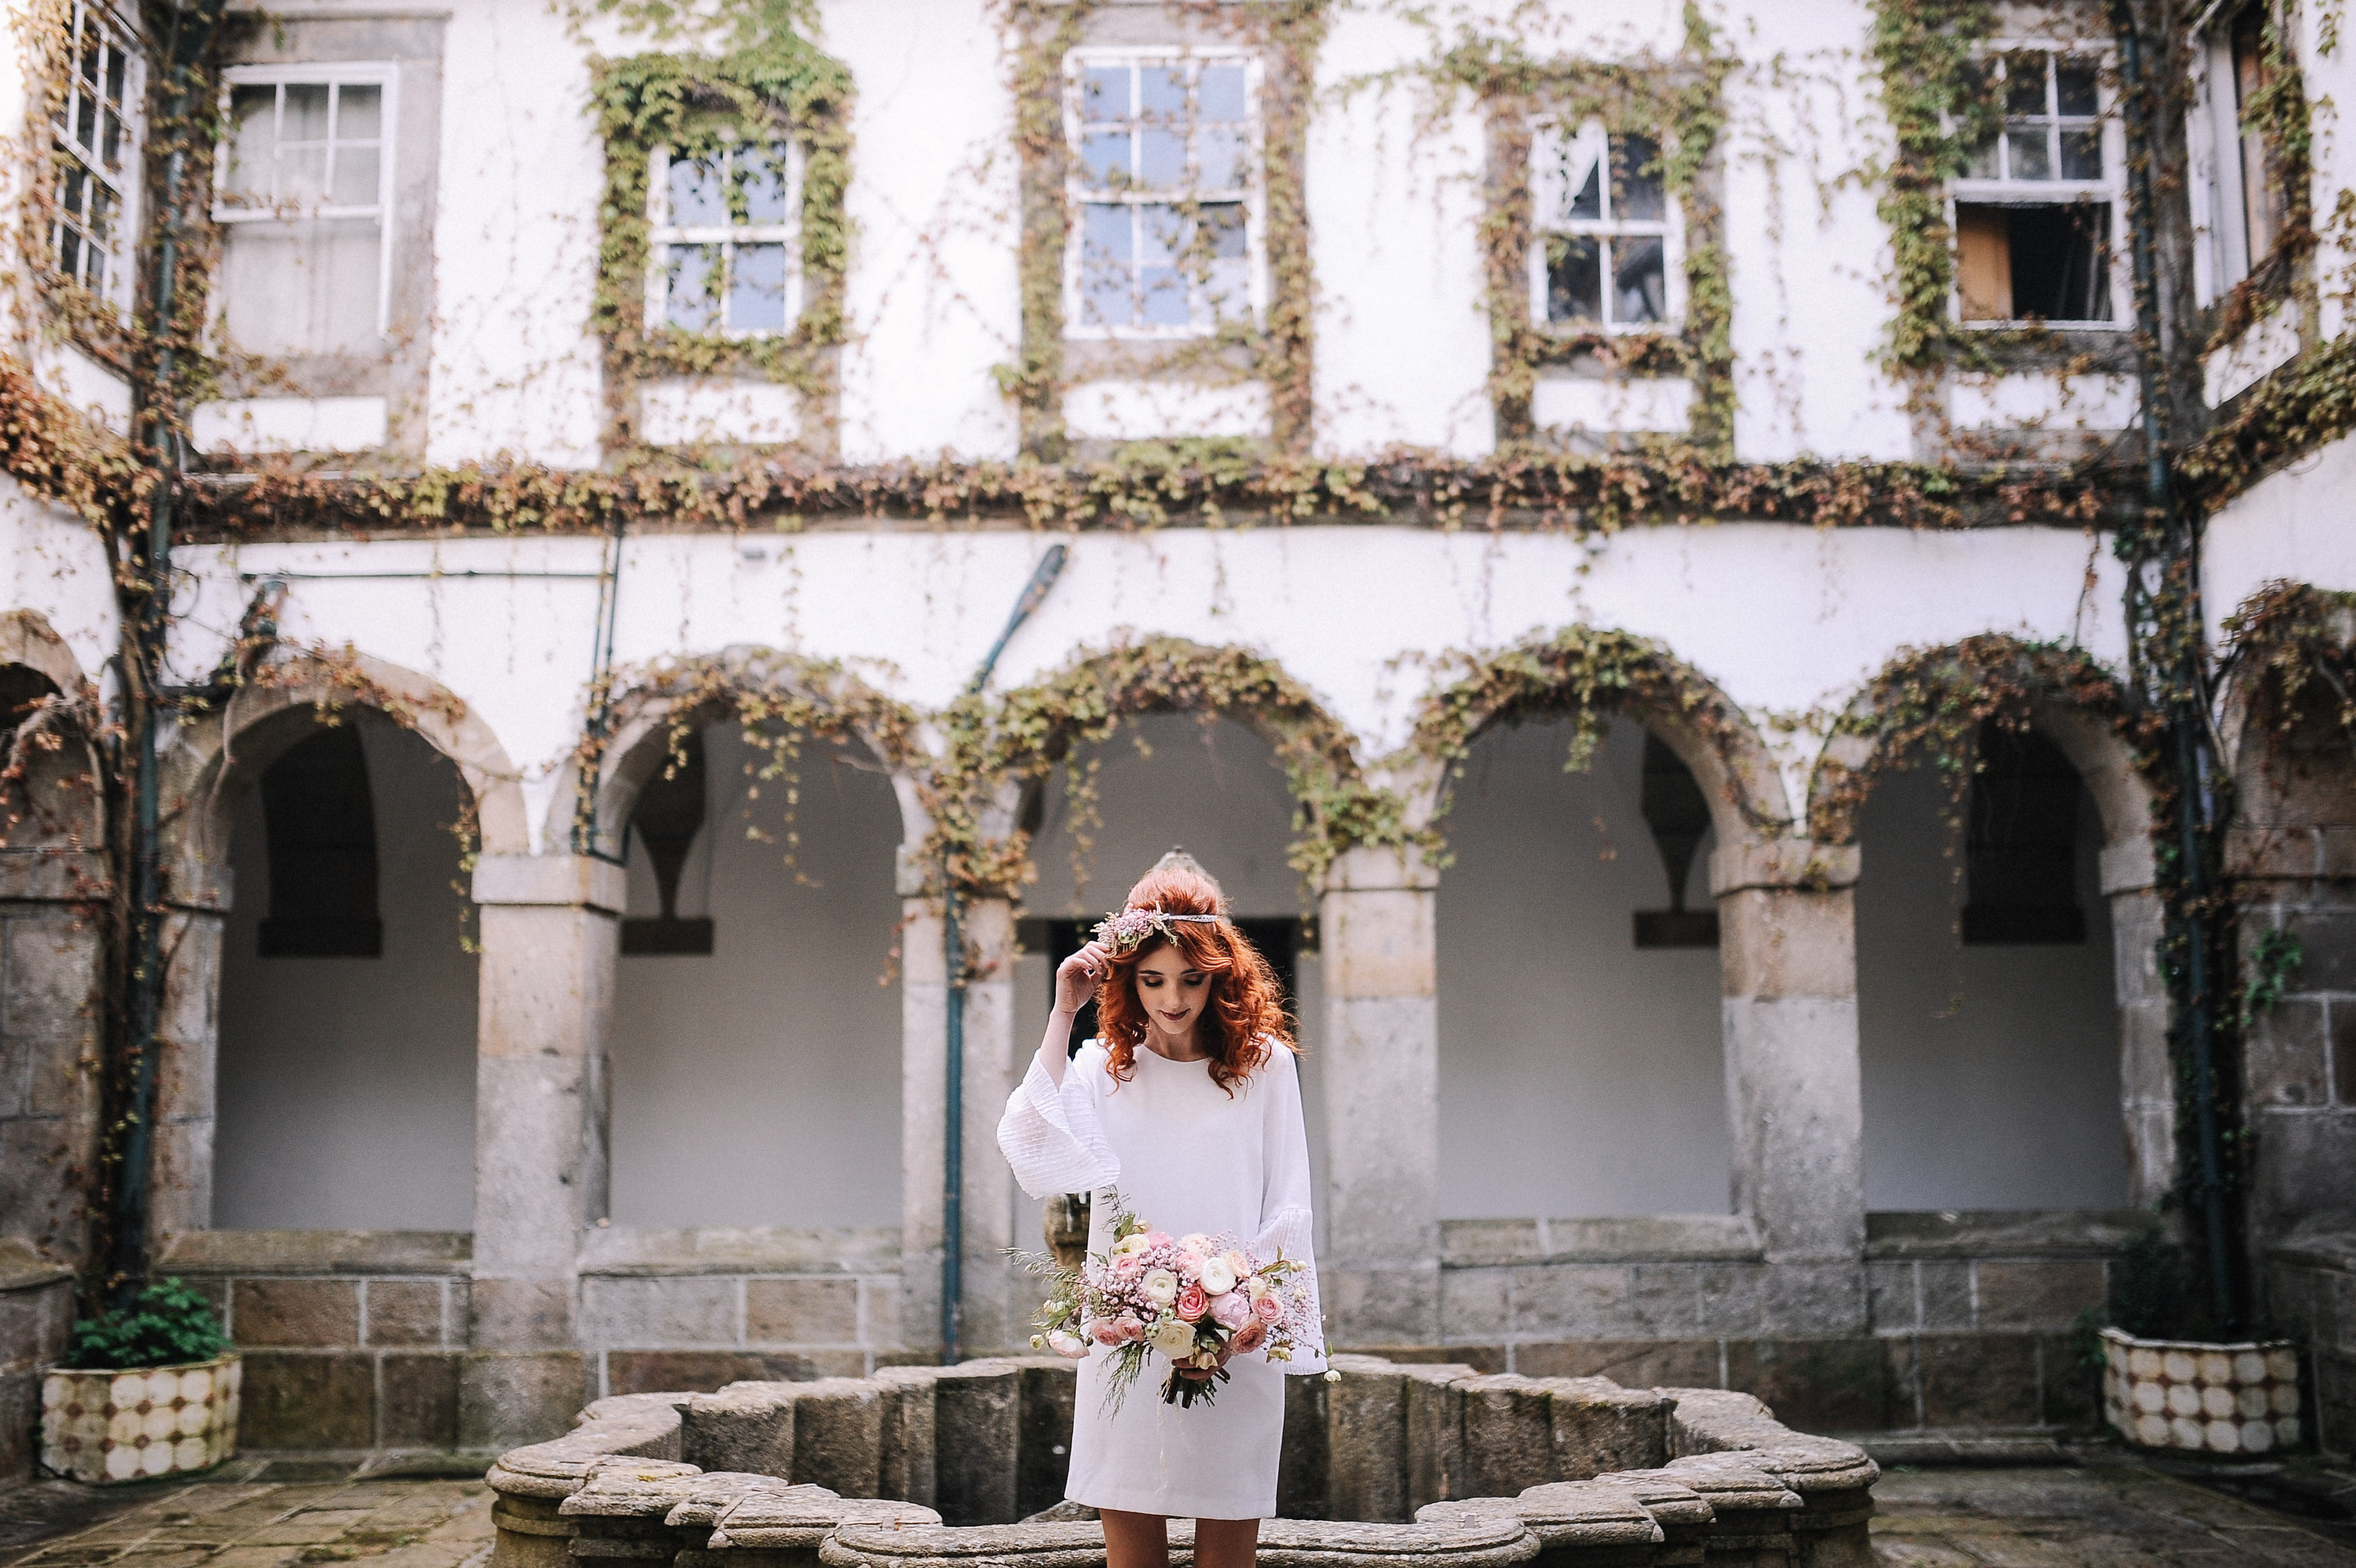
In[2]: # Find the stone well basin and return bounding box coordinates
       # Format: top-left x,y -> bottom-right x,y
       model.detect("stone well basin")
485,1355 -> 1878,1568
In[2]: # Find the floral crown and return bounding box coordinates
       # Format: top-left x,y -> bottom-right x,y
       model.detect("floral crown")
1093,906 -> 1223,953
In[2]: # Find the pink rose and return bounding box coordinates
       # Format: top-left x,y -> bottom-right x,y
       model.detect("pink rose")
1090,1319 -> 1125,1345
1112,1253 -> 1142,1278
1211,1291 -> 1253,1330
1145,1231 -> 1173,1251
1120,1315 -> 1147,1341
1252,1292 -> 1284,1322
1229,1319 -> 1268,1355
1176,1251 -> 1205,1282
1175,1283 -> 1209,1322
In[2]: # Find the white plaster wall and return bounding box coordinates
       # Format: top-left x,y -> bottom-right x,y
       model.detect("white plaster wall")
1434,715 -> 1727,1218
214,712 -> 479,1230
2204,435 -> 2356,643
0,489 -> 120,685
1853,760 -> 2128,1211
607,721 -> 905,1228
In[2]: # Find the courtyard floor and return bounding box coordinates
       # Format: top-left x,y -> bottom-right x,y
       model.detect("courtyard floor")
0,1452 -> 2350,1568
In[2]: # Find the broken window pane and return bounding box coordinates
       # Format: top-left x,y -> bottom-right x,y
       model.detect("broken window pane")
1547,235 -> 1603,323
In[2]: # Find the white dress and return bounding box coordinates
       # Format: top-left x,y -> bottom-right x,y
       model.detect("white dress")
997,1038 -> 1327,1520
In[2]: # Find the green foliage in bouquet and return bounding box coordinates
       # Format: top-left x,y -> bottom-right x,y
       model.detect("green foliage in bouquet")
65,1278 -> 230,1372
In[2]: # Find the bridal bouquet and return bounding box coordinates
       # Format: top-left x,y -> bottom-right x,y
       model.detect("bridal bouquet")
1022,1190 -> 1315,1410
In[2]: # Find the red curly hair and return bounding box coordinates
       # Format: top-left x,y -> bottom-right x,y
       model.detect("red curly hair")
1096,863 -> 1295,1095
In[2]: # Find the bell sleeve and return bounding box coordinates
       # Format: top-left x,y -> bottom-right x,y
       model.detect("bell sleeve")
997,1042 -> 1121,1200
1250,1046 -> 1328,1375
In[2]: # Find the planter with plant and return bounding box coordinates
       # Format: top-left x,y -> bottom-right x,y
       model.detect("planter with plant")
40,1278 -> 241,1483
2083,1229 -> 2302,1455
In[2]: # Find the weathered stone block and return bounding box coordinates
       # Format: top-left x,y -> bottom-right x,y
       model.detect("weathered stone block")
1695,1264 -> 1764,1336
745,1279 -> 860,1345
1918,1260 -> 1974,1331
1507,1266 -> 1628,1338
1514,1339 -> 1721,1389
1277,1366 -> 1329,1520
1915,1334 -> 2038,1428
612,1351 -> 849,1395
382,1351 -> 463,1447
463,1350 -> 591,1450
367,1280 -> 448,1346
933,1363 -> 1019,1525
0,921 -> 97,1040
1972,1260 -> 2104,1331
2247,998 -> 2331,1105
1544,1378 -> 1668,1478
1880,1336 -> 1921,1431
473,1277 -> 576,1348
873,1366 -> 938,1505
1627,1267 -> 1704,1336
1724,1338 -> 1884,1434
2036,1333 -> 2097,1429
685,1381 -> 797,1477
1758,1264 -> 1866,1336
584,1277 -> 739,1347
792,1378 -> 884,1499
241,1350 -> 374,1449
1459,1374 -> 1556,1498
1717,885 -> 1857,1001
1401,1363 -> 1478,1510
1325,1356 -> 1409,1524
234,1278 -> 361,1347
1438,1270 -> 1508,1340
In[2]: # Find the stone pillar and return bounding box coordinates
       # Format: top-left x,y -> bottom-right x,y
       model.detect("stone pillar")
464,853 -> 623,1446
1712,841 -> 1866,1325
149,880 -> 230,1250
1319,846 -> 1440,1347
899,876 -> 1022,1359
2099,837 -> 2174,1208
0,846 -> 111,1262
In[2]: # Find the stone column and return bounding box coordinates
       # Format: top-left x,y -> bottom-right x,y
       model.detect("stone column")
464,853 -> 622,1445
1319,846 -> 1440,1347
2099,836 -> 2174,1209
1712,840 -> 1866,1325
899,872 -> 1022,1359
0,846 -> 112,1262
149,867 -> 230,1249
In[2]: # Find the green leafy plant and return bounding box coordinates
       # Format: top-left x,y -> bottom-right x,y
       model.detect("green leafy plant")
64,1277 -> 230,1371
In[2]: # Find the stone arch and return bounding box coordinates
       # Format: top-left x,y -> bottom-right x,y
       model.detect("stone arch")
2216,581 -> 2356,859
0,610 -> 105,851
1401,624 -> 1793,846
1804,634 -> 2156,851
976,635 -> 1380,895
567,647 -> 927,863
180,649 -> 529,864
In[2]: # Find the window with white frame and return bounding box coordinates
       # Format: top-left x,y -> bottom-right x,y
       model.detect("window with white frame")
1951,49 -> 2122,325
645,141 -> 802,336
1066,49 -> 1262,336
2190,2 -> 2288,301
213,66 -> 395,358
1528,122 -> 1678,332
52,1 -> 141,310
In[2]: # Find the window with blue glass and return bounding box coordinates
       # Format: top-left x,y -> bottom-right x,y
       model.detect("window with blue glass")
1066,50 -> 1260,336
1527,120 -> 1678,333
645,141 -> 802,336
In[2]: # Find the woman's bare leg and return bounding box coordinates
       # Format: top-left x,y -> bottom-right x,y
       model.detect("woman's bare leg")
1099,1510 -> 1169,1568
1192,1516 -> 1260,1568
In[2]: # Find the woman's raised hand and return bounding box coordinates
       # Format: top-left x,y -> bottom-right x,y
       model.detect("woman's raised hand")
1053,940 -> 1115,1017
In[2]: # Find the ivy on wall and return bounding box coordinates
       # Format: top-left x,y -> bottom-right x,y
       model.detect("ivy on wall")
589,36 -> 853,450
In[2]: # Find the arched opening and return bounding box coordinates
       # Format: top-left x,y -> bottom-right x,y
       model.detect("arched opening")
215,709 -> 480,1229
607,717 -> 904,1228
1855,725 -> 2127,1209
1434,713 -> 1730,1218
1010,711 -> 1326,1236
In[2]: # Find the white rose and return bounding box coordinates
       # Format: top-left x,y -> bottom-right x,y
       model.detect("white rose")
1221,1249 -> 1250,1276
1247,1277 -> 1271,1301
1118,1234 -> 1152,1257
1142,1269 -> 1179,1304
1151,1319 -> 1197,1359
1044,1329 -> 1089,1359
1198,1259 -> 1237,1296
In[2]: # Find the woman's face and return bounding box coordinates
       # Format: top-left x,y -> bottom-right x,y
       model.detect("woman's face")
1131,943 -> 1212,1039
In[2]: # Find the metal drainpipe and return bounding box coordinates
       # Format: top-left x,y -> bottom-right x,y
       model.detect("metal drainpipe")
2112,0 -> 2238,1330
942,544 -> 1068,1364
110,0 -> 230,1305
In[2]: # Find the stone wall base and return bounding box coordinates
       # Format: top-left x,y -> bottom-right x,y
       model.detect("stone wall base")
1,1244 -> 75,1488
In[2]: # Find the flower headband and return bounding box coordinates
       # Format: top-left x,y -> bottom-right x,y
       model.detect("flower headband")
1093,907 -> 1223,953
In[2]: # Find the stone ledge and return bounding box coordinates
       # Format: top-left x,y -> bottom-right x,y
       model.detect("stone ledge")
1863,1210 -> 2146,1259
475,853 -> 629,914
580,1227 -> 901,1277
2263,1219 -> 2356,1273
1708,841 -> 1859,896
0,1237 -> 74,1292
1441,1217 -> 1762,1267
1853,1431 -> 2073,1467
161,1229 -> 474,1275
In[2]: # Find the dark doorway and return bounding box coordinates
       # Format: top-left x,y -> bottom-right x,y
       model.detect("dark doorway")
1016,915 -> 1313,1056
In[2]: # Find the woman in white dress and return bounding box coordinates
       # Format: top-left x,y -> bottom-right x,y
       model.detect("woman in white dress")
997,859 -> 1325,1568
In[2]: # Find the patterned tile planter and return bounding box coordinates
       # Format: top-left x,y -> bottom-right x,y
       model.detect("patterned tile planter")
40,1354 -> 242,1482
2100,1328 -> 2300,1454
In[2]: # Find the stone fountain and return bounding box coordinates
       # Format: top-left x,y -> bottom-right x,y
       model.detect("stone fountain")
484,1356 -> 1878,1568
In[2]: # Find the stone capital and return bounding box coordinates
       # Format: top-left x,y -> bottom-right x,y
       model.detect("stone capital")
474,853 -> 628,914
2099,836 -> 2156,895
1709,839 -> 1860,897
1323,844 -> 1442,893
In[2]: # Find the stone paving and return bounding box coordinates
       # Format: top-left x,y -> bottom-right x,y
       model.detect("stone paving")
0,1458 -> 2351,1568
1872,1461 -> 2356,1565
